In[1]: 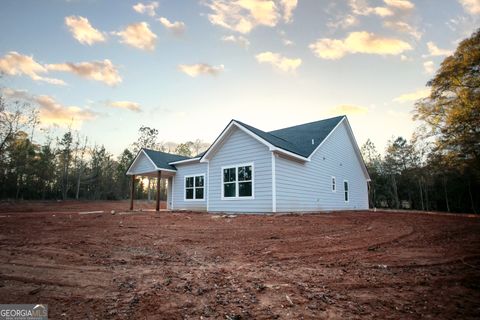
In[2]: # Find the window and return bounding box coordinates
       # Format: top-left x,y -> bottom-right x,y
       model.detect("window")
331,177 -> 336,192
185,174 -> 205,200
222,164 -> 253,199
344,180 -> 349,202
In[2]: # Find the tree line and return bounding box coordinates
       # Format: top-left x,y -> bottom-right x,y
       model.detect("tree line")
361,29 -> 479,213
0,29 -> 478,213
0,105 -> 209,201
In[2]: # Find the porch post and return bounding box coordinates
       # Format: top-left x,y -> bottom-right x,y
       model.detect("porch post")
130,175 -> 135,211
156,170 -> 162,211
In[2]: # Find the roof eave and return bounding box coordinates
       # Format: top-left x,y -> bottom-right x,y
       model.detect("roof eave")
169,157 -> 201,165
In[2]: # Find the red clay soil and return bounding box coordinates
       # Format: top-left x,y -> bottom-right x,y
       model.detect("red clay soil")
0,201 -> 479,319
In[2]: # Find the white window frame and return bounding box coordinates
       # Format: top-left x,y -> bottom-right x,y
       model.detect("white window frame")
184,173 -> 205,201
344,180 -> 349,203
331,176 -> 336,192
221,162 -> 254,200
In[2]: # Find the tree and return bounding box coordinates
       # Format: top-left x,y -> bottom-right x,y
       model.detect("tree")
115,149 -> 134,199
132,126 -> 159,153
361,139 -> 382,208
74,136 -> 88,199
191,139 -> 209,156
58,131 -> 73,200
35,141 -> 56,199
414,28 -> 480,176
383,137 -> 420,209
175,142 -> 193,157
0,96 -> 36,156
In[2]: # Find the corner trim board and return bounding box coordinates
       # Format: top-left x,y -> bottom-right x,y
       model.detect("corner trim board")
271,152 -> 277,213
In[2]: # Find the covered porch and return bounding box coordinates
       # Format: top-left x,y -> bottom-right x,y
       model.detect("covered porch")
126,148 -> 190,212
126,170 -> 175,211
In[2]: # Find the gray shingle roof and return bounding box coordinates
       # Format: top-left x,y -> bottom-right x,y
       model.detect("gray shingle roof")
268,116 -> 344,157
233,120 -> 306,156
142,148 -> 191,170
141,115 -> 345,171
235,115 -> 344,158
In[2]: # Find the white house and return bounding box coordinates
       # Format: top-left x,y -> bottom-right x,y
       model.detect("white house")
126,115 -> 370,213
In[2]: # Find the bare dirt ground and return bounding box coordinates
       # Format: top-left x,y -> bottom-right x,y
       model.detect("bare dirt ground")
0,201 -> 479,319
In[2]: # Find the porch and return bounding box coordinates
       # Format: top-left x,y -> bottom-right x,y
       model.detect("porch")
127,170 -> 175,212
126,148 -> 190,212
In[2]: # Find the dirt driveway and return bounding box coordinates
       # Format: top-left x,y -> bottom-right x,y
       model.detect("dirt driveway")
0,201 -> 479,319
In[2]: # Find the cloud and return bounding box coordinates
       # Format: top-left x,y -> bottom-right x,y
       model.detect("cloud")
65,16 -> 106,45
221,35 -> 250,47
2,88 -> 95,127
0,52 -> 66,85
383,0 -> 414,10
327,14 -> 358,30
349,0 -> 393,17
372,7 -> 394,16
107,101 -> 142,112
329,104 -> 369,115
35,95 -> 96,126
423,60 -> 435,74
278,30 -> 294,46
281,0 -> 298,22
458,0 -> 480,14
115,22 -> 157,51
255,51 -> 302,72
426,41 -> 452,56
0,52 -> 122,86
158,17 -> 186,35
383,21 -> 422,40
2,88 -> 32,101
393,88 -> 430,102
204,0 -> 298,34
178,63 -> 225,77
46,59 -> 121,86
309,31 -> 412,60
133,2 -> 159,16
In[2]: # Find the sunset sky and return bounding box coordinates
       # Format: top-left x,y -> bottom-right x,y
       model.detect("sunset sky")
1,0 -> 479,155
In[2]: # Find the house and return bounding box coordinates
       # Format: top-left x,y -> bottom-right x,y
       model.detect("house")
126,115 -> 370,213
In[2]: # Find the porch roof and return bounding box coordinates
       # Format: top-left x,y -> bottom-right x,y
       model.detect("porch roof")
142,148 -> 191,171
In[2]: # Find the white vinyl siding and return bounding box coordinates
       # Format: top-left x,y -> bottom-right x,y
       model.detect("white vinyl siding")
172,162 -> 207,210
275,121 -> 368,212
127,151 -> 156,175
208,127 -> 272,212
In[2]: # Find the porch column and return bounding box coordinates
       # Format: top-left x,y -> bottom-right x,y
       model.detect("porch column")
130,175 -> 135,210
156,170 -> 162,211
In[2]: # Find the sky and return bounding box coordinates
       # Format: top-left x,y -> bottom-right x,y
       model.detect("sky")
0,0 -> 479,156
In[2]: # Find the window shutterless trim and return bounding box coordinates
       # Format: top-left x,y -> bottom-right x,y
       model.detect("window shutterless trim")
344,180 -> 349,203
221,162 -> 255,200
184,173 -> 206,201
